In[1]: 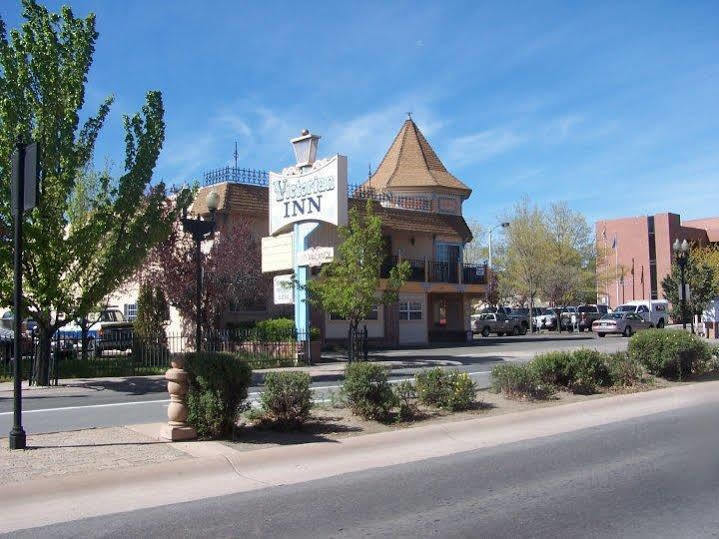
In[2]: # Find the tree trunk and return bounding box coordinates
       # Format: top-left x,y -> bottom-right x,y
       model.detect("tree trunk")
34,325 -> 53,386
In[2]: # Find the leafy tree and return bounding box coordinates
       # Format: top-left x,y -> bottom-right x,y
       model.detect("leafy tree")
307,200 -> 410,360
140,218 -> 265,335
0,2 -> 188,384
661,247 -> 718,331
542,202 -> 595,321
463,218 -> 486,265
134,282 -> 168,344
500,197 -> 548,326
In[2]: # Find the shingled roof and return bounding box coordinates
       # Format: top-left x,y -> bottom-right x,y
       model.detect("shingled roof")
194,183 -> 472,242
361,119 -> 471,198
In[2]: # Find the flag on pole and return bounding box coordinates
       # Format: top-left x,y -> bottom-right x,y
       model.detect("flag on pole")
602,226 -> 607,240
611,235 -> 617,249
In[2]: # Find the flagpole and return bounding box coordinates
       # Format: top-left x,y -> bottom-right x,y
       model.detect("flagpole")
615,237 -> 619,307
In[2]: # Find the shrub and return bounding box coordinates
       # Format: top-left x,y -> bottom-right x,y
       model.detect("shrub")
393,380 -> 418,421
491,363 -> 555,400
606,351 -> 644,387
254,318 -> 295,342
342,362 -> 396,421
628,329 -> 712,380
415,367 -> 451,406
532,351 -> 572,386
184,352 -> 252,438
259,371 -> 312,429
564,349 -> 612,394
414,369 -> 477,412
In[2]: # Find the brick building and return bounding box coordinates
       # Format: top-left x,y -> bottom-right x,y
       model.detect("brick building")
596,213 -> 719,309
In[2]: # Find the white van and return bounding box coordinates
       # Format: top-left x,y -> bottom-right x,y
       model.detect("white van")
613,300 -> 669,328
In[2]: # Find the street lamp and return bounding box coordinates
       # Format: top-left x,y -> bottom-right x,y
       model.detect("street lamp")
290,129 -> 321,168
182,190 -> 219,352
488,222 -> 509,269
672,238 -> 690,330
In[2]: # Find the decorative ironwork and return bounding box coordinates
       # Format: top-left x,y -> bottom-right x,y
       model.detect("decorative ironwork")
204,166 -> 269,186
348,183 -> 433,212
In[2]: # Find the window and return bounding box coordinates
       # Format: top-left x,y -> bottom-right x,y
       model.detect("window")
124,304 -> 137,322
399,301 -> 422,321
330,306 -> 379,321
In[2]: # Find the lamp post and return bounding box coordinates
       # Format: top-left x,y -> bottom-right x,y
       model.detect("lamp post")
672,238 -> 690,330
182,190 -> 219,352
488,222 -> 509,269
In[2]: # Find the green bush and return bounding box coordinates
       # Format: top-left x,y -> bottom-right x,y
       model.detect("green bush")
342,362 -> 396,421
628,329 -> 712,380
532,351 -> 572,386
606,351 -> 644,387
415,368 -> 477,411
259,371 -> 313,429
491,363 -> 555,400
255,318 -> 295,342
184,352 -> 252,438
393,380 -> 418,421
415,367 -> 450,406
531,349 -> 610,394
564,349 -> 612,394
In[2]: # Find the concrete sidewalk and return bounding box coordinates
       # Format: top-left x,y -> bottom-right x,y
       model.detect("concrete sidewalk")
2,380 -> 718,534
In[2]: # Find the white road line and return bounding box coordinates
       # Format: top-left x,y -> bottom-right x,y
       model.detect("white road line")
0,370 -> 494,416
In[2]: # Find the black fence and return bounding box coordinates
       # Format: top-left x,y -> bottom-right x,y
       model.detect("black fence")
0,329 -> 312,385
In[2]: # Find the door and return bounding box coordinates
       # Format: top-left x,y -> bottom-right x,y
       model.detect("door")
436,244 -> 460,283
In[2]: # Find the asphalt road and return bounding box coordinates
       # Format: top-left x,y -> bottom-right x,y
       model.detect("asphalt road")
0,334 -> 627,435
13,401 -> 719,538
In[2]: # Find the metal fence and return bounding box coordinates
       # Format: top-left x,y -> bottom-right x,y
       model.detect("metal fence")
0,329 -> 312,385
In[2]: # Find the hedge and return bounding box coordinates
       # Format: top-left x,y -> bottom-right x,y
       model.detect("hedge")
628,329 -> 712,380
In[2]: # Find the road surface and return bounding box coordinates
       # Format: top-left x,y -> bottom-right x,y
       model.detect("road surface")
12,400 -> 719,538
1,334 -> 626,435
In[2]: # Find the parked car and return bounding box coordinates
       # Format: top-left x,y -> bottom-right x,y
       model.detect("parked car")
613,300 -> 668,328
473,312 -> 526,337
535,308 -> 568,330
1,310 -> 38,334
576,304 -> 610,331
57,309 -> 133,356
558,306 -> 579,331
479,306 -> 531,331
592,312 -> 652,337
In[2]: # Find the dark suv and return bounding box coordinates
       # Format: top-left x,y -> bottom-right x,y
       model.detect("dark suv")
577,304 -> 609,331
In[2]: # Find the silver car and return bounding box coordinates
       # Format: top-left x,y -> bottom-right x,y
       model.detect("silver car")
592,312 -> 652,337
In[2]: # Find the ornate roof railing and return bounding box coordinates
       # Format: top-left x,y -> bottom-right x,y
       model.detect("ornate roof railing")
202,167 -> 447,214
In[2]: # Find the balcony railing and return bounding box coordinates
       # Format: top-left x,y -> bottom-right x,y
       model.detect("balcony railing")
381,256 -> 487,285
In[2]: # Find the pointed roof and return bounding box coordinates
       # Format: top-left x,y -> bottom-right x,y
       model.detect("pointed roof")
362,119 -> 471,197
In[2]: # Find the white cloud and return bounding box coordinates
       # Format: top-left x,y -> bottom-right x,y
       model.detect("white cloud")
446,129 -> 524,166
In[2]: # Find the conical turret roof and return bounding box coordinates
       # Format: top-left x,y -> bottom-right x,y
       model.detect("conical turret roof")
362,119 -> 471,197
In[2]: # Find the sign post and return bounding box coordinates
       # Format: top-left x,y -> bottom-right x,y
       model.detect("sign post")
9,140 -> 39,450
266,131 -> 347,365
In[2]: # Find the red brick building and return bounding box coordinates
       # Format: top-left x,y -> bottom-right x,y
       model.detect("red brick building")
596,213 -> 719,308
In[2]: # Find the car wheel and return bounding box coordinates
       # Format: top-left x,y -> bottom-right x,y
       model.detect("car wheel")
623,326 -> 633,337
656,319 -> 664,329
597,333 -> 605,338
497,332 -> 505,337
514,326 -> 521,336
481,327 -> 490,338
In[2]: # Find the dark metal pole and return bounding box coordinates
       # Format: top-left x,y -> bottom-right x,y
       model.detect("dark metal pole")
680,261 -> 687,331
9,141 -> 26,450
195,235 -> 202,353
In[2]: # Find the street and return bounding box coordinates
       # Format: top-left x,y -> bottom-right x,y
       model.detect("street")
12,399 -> 719,538
0,334 -> 626,435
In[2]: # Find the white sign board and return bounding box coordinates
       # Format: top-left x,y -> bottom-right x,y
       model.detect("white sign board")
297,246 -> 334,268
273,274 -> 294,305
261,233 -> 293,273
269,154 -> 348,236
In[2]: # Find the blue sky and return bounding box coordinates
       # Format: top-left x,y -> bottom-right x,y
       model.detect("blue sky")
3,1 -> 718,224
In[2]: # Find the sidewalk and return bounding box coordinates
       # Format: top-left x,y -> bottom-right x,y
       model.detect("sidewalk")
2,380 -> 718,534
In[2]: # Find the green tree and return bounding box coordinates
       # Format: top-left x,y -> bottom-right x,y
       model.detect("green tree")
0,1 -> 189,384
500,197 -> 549,326
661,248 -> 718,331
462,218 -> 486,265
542,202 -> 595,319
307,200 -> 410,360
134,282 -> 168,344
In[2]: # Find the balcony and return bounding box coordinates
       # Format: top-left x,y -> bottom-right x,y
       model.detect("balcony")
381,256 -> 487,285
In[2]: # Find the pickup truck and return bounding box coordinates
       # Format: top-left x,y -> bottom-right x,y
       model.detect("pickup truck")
57,309 -> 134,357
472,313 -> 526,337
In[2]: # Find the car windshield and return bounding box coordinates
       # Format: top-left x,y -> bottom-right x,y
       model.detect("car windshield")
615,305 -> 635,312
602,313 -> 624,320
578,306 -> 597,313
513,308 -> 529,316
